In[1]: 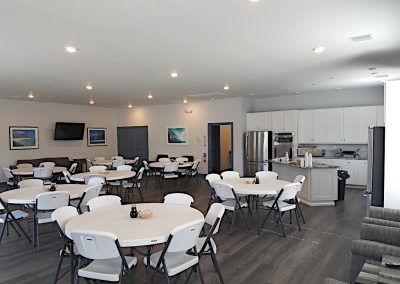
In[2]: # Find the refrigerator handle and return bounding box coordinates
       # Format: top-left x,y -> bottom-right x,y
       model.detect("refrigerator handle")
245,133 -> 249,160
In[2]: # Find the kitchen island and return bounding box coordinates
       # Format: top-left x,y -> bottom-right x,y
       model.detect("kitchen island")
271,160 -> 339,206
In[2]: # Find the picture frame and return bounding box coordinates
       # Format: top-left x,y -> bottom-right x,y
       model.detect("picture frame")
87,128 -> 107,146
167,127 -> 187,145
9,126 -> 39,150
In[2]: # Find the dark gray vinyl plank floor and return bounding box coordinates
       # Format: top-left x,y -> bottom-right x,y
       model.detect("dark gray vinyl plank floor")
0,176 -> 365,284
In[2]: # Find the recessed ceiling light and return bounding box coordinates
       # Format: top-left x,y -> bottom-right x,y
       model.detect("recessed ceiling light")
369,67 -> 379,71
223,85 -> 230,90
312,46 -> 325,54
89,99 -> 94,105
170,72 -> 178,78
248,93 -> 255,96
211,97 -> 216,100
295,91 -> 301,94
183,98 -> 188,104
128,104 -> 133,108
312,83 -> 317,86
249,0 -> 260,2
147,93 -> 153,99
64,46 -> 78,53
85,84 -> 93,90
335,87 -> 342,90
28,92 -> 34,99
329,76 -> 335,80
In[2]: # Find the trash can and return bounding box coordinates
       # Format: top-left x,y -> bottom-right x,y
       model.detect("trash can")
338,170 -> 350,200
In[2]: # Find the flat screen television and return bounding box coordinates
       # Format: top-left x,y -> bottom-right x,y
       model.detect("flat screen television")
54,122 -> 85,140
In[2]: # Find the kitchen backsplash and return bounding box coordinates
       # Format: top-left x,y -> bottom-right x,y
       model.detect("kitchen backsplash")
297,144 -> 368,159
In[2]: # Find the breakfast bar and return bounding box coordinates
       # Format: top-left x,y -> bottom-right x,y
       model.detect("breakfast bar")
271,160 -> 339,206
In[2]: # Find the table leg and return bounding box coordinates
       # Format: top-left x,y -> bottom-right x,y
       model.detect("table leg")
146,245 -> 153,284
256,196 -> 260,235
33,205 -> 37,247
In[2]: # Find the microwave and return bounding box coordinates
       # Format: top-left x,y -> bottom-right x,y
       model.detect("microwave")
273,132 -> 294,143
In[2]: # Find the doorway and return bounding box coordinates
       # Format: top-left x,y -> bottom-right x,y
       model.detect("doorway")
117,126 -> 149,161
208,122 -> 233,173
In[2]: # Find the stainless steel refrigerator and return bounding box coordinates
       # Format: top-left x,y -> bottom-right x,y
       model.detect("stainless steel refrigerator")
244,131 -> 273,177
364,126 -> 385,215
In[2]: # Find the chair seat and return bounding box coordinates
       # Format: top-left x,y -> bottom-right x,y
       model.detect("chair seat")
36,212 -> 53,224
108,181 -> 121,186
7,181 -> 14,186
262,200 -> 296,212
78,256 -> 137,282
164,173 -> 179,179
221,199 -> 248,211
144,250 -> 199,277
0,210 -> 29,223
196,237 -> 217,254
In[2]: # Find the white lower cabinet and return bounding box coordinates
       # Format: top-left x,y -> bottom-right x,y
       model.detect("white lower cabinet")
325,159 -> 367,186
356,160 -> 368,186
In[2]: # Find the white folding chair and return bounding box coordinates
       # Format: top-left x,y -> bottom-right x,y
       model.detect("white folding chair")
18,179 -> 44,188
51,206 -> 79,283
212,182 -> 249,235
87,195 -> 121,212
35,191 -> 70,250
293,175 -> 306,224
16,163 -> 33,168
144,219 -> 205,283
175,157 -> 188,163
69,163 -> 78,174
255,171 -> 278,181
112,159 -> 125,169
164,193 -> 194,207
3,168 -> 16,190
261,182 -> 302,237
158,157 -> 171,163
185,159 -> 201,186
205,173 -> 222,210
143,160 -> 154,176
39,162 -> 55,168
70,230 -> 137,283
116,165 -> 131,171
122,167 -> 145,203
86,159 -> 93,172
220,171 -> 240,179
62,170 -> 73,184
89,166 -> 107,172
161,162 -> 180,189
70,185 -> 102,214
84,175 -> 106,195
33,167 -> 53,181
0,198 -> 30,244
111,156 -> 124,160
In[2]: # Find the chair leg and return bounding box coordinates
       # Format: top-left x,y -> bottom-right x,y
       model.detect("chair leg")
54,245 -> 66,283
138,187 -> 144,202
296,198 -> 306,224
261,208 -> 274,228
0,222 -> 7,243
210,251 -> 224,284
239,207 -> 250,230
229,210 -> 237,235
277,211 -> 286,237
197,263 -> 204,284
294,208 -> 302,231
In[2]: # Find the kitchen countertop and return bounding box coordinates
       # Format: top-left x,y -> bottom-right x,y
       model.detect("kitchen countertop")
271,160 -> 339,169
295,156 -> 367,161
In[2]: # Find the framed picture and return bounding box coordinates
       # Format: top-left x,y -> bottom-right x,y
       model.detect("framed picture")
87,128 -> 107,146
167,127 -> 187,145
9,126 -> 39,150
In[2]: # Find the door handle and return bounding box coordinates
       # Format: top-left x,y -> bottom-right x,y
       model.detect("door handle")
363,190 -> 372,197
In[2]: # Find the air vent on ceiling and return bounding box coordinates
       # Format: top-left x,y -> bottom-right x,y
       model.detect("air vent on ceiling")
375,75 -> 389,78
188,92 -> 226,98
349,34 -> 373,42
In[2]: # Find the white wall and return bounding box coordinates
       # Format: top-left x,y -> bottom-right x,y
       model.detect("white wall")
116,97 -> 248,174
384,81 -> 400,209
251,86 -> 384,112
0,99 -> 118,182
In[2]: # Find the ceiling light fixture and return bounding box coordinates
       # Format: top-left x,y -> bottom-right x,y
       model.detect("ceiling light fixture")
371,72 -> 379,75
312,83 -> 317,86
329,76 -> 335,80
312,46 -> 325,54
128,104 -> 133,108
147,94 -> 153,99
350,34 -> 373,42
295,91 -> 301,94
64,46 -> 79,53
89,99 -> 94,105
28,92 -> 34,99
249,0 -> 260,2
335,87 -> 342,90
223,85 -> 230,90
248,93 -> 255,96
183,98 -> 188,104
170,72 -> 178,78
369,67 -> 379,71
85,84 -> 93,90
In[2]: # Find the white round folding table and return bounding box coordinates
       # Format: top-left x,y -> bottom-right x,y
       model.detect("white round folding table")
70,170 -> 136,182
11,166 -> 67,176
92,159 -> 136,166
148,161 -> 192,169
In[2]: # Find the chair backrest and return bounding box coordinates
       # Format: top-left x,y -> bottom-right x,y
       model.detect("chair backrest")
159,157 -> 171,163
94,157 -> 105,161
175,157 -> 188,163
87,195 -> 121,212
112,160 -> 126,168
143,160 -> 150,170
3,168 -> 14,179
167,219 -> 204,252
84,175 -> 106,185
71,230 -> 120,260
136,167 -> 145,180
164,193 -> 194,207
182,155 -> 194,162
163,162 -> 179,172
221,171 -> 240,179
36,191 -> 70,210
51,206 -> 79,233
116,165 -> 132,171
212,182 -> 235,200
293,175 -> 306,192
156,154 -> 169,161
205,173 -> 221,183
256,171 -> 278,180
89,166 -> 107,172
33,167 -> 53,179
63,170 -> 72,184
80,185 -> 102,205
18,178 -> 44,188
16,163 -> 33,168
111,156 -> 124,160
39,162 -> 55,168
86,159 -> 93,171
191,159 -> 201,170
69,163 -> 78,174
278,183 -> 301,201
205,203 -> 225,235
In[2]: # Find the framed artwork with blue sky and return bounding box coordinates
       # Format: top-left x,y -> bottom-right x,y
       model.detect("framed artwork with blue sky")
167,127 -> 187,145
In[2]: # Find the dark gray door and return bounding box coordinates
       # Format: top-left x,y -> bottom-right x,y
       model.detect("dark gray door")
117,126 -> 149,161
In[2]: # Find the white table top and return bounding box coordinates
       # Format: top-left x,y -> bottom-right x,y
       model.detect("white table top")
65,203 -> 204,247
213,178 -> 291,195
93,159 -> 136,166
0,184 -> 92,204
149,162 -> 193,169
70,170 -> 136,182
12,166 -> 67,176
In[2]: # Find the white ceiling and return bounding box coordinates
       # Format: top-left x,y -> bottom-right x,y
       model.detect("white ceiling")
1,0 -> 399,107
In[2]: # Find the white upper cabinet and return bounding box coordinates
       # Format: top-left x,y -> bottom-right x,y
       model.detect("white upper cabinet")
298,110 -> 313,143
326,108 -> 343,143
312,109 -> 327,143
376,105 -> 385,126
283,110 -> 298,133
343,107 -> 359,143
271,111 -> 284,132
246,112 -> 272,131
359,106 -> 377,143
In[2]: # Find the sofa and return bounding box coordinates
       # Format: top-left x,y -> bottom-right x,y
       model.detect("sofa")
16,157 -> 72,168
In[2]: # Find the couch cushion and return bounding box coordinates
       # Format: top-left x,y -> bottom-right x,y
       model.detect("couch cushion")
17,158 -> 45,167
